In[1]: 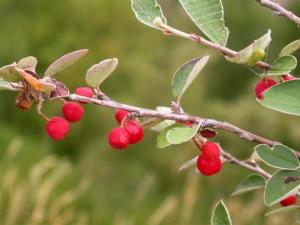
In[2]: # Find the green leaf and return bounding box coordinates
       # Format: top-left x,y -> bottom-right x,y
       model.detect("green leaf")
18,56 -> 37,71
44,49 -> 89,77
264,170 -> 300,206
265,205 -> 300,216
261,80 -> 300,116
179,156 -> 198,172
156,124 -> 177,149
0,63 -> 21,82
231,174 -> 265,196
265,56 -> 297,76
211,200 -> 232,225
0,79 -> 18,91
279,39 -> 300,57
166,124 -> 200,145
226,30 -> 271,66
131,0 -> 167,29
255,144 -> 299,170
172,56 -> 209,99
179,0 -> 229,46
86,58 -> 118,88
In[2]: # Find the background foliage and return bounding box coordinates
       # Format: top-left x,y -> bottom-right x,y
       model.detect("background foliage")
0,0 -> 300,224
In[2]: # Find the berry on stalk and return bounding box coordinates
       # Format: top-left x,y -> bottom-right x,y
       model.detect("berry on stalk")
62,102 -> 84,123
46,117 -> 70,141
75,87 -> 93,104
124,120 -> 144,144
197,155 -> 222,176
201,141 -> 220,160
115,109 -> 129,124
108,127 -> 130,149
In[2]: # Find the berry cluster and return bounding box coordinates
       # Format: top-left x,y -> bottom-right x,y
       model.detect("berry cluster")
197,142 -> 222,176
108,109 -> 144,150
46,87 -> 93,141
254,74 -> 297,100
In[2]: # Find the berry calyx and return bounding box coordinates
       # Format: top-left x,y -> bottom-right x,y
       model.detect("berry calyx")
197,155 -> 222,176
255,78 -> 277,100
115,109 -> 129,124
46,117 -> 70,141
282,74 -> 297,81
280,196 -> 297,207
201,141 -> 221,160
200,129 -> 217,138
62,102 -> 84,123
124,120 -> 144,144
108,127 -> 130,149
75,87 -> 93,104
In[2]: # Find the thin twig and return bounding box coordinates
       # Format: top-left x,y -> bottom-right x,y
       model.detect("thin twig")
257,0 -> 300,27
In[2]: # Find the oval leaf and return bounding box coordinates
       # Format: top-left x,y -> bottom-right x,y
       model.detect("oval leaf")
167,124 -> 200,145
86,58 -> 118,88
231,174 -> 265,196
226,30 -> 271,65
18,56 -> 37,71
0,63 -> 21,82
255,144 -> 299,170
156,124 -> 178,149
211,200 -> 232,225
265,55 -> 297,76
172,56 -> 209,99
264,170 -> 300,206
44,49 -> 89,77
131,0 -> 167,29
279,39 -> 300,57
179,0 -> 229,46
261,79 -> 300,116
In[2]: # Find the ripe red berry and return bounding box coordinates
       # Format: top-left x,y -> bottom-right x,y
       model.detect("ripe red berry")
201,141 -> 221,160
282,74 -> 297,81
124,120 -> 144,144
177,121 -> 193,126
75,87 -> 93,104
255,78 -> 277,100
280,196 -> 297,207
62,102 -> 84,123
197,155 -> 222,176
108,127 -> 130,149
46,117 -> 70,141
200,129 -> 217,138
115,109 -> 129,124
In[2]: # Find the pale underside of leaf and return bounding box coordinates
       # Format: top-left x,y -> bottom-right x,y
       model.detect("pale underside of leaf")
211,200 -> 232,225
0,63 -> 21,82
179,156 -> 198,172
18,56 -> 37,71
279,39 -> 300,57
172,56 -> 209,99
44,49 -> 89,77
261,80 -> 300,116
131,0 -> 167,29
0,79 -> 18,91
265,55 -> 297,76
86,58 -> 118,88
226,30 -> 271,65
179,0 -> 229,46
166,124 -> 200,145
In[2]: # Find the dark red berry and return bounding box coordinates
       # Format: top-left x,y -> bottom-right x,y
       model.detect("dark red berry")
62,102 -> 84,123
124,120 -> 144,144
108,127 -> 130,149
177,121 -> 193,126
197,155 -> 222,176
280,196 -> 297,207
46,117 -> 70,141
200,129 -> 217,138
115,109 -> 129,124
201,141 -> 221,160
282,74 -> 297,81
75,87 -> 93,104
255,78 -> 277,100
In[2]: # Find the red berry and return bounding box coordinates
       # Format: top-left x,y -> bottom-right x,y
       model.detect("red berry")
200,129 -> 217,138
255,78 -> 277,100
108,127 -> 130,149
46,117 -> 70,141
115,109 -> 129,124
280,196 -> 297,207
201,141 -> 221,160
282,74 -> 297,81
177,121 -> 193,126
124,120 -> 144,144
197,155 -> 222,176
75,87 -> 93,104
62,102 -> 84,123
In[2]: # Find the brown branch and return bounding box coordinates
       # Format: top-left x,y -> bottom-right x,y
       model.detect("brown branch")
257,0 -> 300,27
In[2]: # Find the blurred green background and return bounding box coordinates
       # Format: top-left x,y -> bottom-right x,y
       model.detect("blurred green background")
0,0 -> 299,224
